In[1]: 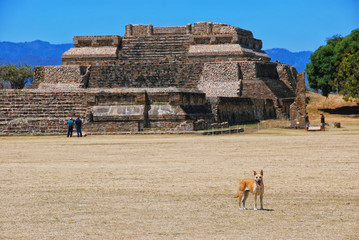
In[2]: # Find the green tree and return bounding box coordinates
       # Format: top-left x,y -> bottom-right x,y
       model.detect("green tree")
306,29 -> 359,97
0,64 -> 33,89
331,52 -> 359,101
306,37 -> 341,96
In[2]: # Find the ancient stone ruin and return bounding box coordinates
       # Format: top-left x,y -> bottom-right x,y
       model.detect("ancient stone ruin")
0,22 -> 306,135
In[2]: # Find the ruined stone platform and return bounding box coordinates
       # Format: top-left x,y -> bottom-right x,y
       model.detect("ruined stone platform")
1,22 -> 306,135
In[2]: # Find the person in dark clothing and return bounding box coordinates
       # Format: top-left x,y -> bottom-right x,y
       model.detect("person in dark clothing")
67,118 -> 74,137
320,113 -> 325,131
305,112 -> 309,131
75,117 -> 83,137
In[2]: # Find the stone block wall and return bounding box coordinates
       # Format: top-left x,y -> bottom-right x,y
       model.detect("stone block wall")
198,63 -> 240,97
153,26 -> 188,35
276,63 -> 298,93
0,89 -> 213,135
290,72 -> 306,127
86,63 -> 203,89
209,97 -> 275,125
189,22 -> 262,49
239,61 -> 296,100
198,61 -> 296,101
30,66 -> 86,89
73,36 -> 122,47
0,90 -> 88,135
197,61 -> 298,120
20,22 -> 306,133
62,22 -> 269,66
30,58 -> 302,125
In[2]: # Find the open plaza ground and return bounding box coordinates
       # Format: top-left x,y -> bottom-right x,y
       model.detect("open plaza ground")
1,115 -> 358,239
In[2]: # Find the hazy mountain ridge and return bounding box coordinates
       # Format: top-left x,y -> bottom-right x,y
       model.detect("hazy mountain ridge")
0,41 -> 313,73
0,40 -> 73,66
264,48 -> 313,73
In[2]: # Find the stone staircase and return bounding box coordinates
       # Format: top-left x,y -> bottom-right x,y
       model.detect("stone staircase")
119,35 -> 190,62
0,91 -> 88,135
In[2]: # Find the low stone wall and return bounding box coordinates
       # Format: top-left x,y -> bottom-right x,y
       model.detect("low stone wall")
0,90 -> 88,135
0,89 -> 213,135
153,26 -> 187,35
73,36 -> 121,47
211,97 -> 275,125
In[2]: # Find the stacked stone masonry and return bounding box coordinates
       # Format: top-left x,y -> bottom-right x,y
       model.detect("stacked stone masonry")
0,89 -> 212,135
2,22 -> 306,135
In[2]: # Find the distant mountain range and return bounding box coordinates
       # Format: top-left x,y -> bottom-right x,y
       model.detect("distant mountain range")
264,48 -> 313,74
0,40 -> 73,66
0,40 -> 313,74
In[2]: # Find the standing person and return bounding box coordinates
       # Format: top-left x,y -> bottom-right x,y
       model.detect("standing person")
67,118 -> 74,137
75,116 -> 83,137
305,112 -> 309,131
320,113 -> 325,131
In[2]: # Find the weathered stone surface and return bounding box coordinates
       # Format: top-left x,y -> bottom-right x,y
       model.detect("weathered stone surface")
290,72 -> 306,127
62,22 -> 268,65
62,47 -> 118,59
0,89 -> 214,135
92,105 -> 145,121
198,63 -> 240,97
209,97 -> 275,124
1,22 -> 306,135
30,66 -> 84,89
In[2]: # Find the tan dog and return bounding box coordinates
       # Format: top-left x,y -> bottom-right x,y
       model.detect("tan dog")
234,170 -> 264,210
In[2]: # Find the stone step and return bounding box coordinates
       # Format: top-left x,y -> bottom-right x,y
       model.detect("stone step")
1,109 -> 86,113
3,110 -> 86,115
120,56 -> 183,60
120,50 -> 186,54
123,36 -> 189,41
121,46 -> 187,51
123,39 -> 189,44
122,42 -> 187,46
120,54 -> 186,59
122,41 -> 188,47
121,45 -> 186,50
120,49 -> 187,54
122,42 -> 186,49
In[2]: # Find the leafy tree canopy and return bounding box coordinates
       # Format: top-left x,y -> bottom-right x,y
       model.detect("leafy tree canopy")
306,29 -> 359,99
331,52 -> 359,101
0,64 -> 33,89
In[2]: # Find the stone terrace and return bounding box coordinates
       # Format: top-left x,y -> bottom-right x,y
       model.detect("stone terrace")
1,22 -> 306,135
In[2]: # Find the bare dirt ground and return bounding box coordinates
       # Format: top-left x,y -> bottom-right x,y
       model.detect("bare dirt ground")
0,94 -> 358,240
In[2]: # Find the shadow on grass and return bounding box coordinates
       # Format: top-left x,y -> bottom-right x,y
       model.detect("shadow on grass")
319,105 -> 359,115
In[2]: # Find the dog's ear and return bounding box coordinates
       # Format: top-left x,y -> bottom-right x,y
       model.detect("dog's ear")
253,170 -> 257,176
260,169 -> 263,176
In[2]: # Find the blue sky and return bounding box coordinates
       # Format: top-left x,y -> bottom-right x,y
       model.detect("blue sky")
0,0 -> 358,52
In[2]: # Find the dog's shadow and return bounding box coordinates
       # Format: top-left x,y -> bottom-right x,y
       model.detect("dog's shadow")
260,208 -> 274,212
239,208 -> 274,211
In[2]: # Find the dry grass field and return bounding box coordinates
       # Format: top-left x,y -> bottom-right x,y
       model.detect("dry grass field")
1,93 -> 358,239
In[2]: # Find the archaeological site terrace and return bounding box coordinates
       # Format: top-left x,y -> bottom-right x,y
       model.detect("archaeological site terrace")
0,22 -> 306,135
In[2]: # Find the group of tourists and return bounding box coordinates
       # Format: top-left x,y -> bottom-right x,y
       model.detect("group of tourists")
305,113 -> 325,131
66,117 -> 83,137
